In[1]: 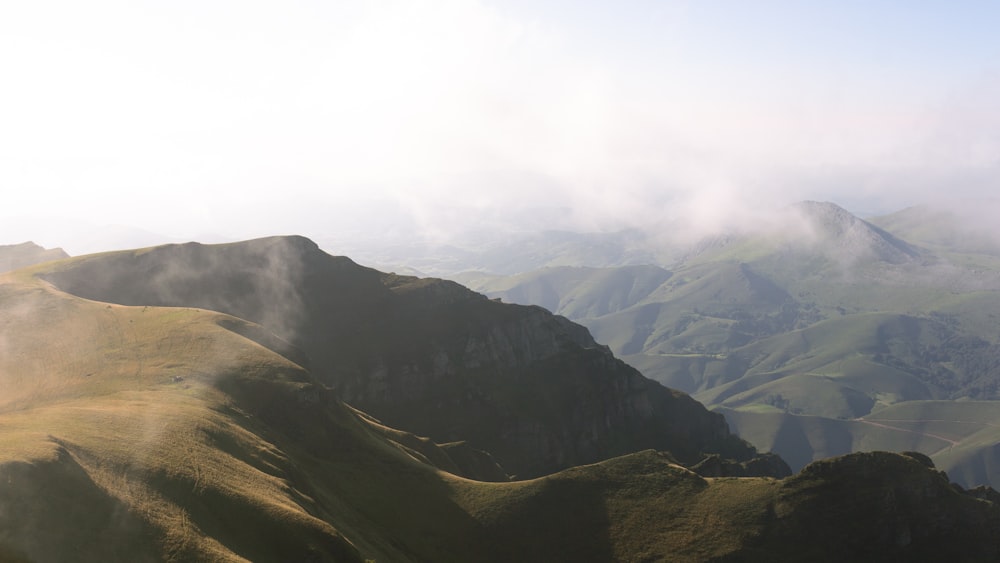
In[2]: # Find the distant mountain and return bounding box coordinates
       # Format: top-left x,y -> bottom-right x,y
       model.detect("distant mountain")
333,228 -> 677,276
456,201 -> 1000,487
0,216 -> 181,256
0,241 -> 68,273
870,202 -> 1000,256
39,236 -> 777,479
789,200 -> 921,264
4,239 -> 1000,561
680,201 -> 921,273
452,264 -> 673,321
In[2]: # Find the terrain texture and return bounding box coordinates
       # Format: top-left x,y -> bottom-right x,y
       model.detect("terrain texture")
2,242 -> 1000,561
455,201 -> 1000,488
40,236 -> 780,480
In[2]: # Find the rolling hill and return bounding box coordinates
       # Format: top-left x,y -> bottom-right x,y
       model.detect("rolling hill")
455,201 -> 1000,487
3,241 -> 1000,561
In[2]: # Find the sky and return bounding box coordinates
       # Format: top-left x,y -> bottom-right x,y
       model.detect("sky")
1,0 -> 998,254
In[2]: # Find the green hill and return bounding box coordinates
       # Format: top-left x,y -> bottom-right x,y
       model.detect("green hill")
3,261 -> 1000,561
454,201 -> 1000,487
870,202 -> 1000,257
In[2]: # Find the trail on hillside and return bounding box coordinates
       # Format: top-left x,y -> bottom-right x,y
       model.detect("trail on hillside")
868,418 -> 1000,428
855,419 -> 961,446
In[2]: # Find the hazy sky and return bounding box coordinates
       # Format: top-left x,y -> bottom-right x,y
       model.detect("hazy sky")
2,0 -> 998,253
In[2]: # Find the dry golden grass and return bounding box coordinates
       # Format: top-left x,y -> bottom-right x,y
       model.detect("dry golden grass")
0,270 -> 362,561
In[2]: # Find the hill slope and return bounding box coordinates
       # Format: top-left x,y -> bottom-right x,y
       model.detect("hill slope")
38,236 -> 775,479
455,201 -> 1000,486
2,265 -> 1000,561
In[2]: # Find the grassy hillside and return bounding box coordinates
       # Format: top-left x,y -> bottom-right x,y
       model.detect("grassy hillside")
38,237 -> 775,479
0,269 -> 366,561
455,201 -> 1000,487
7,253 -> 999,560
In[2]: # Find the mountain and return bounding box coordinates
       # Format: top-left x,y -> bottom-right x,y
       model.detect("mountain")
454,201 -> 1000,487
0,242 -> 68,273
4,242 -> 1000,561
870,202 -> 1000,256
38,236 -> 779,479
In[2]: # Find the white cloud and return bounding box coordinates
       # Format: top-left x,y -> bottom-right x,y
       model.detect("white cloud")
1,0 -> 998,250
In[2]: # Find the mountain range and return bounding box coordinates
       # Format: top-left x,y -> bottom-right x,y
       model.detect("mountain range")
454,201 -> 1000,488
3,219 -> 1000,560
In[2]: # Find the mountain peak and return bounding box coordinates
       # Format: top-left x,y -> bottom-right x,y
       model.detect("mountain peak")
787,200 -> 920,265
791,200 -> 858,227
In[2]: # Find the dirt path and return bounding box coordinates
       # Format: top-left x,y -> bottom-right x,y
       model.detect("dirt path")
867,418 -> 1000,428
854,419 -> 961,446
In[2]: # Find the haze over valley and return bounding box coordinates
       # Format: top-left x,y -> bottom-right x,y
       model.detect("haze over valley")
3,1 -> 1000,560
5,234 -> 1000,561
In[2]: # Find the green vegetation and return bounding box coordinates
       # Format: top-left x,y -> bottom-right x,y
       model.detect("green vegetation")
3,232 -> 1000,560
36,236 -> 770,480
457,202 -> 1000,487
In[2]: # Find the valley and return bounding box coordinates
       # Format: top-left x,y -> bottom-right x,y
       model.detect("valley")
453,201 -> 1000,488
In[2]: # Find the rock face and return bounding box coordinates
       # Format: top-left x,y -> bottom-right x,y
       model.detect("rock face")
42,236 -> 782,479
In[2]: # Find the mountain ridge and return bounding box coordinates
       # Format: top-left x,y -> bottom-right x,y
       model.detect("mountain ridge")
451,201 -> 1000,488
0,242 -> 68,274
5,234 -> 1000,560
38,235 -> 780,479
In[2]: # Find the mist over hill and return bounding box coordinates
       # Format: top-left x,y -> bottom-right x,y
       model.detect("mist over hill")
4,234 -> 1000,560
0,242 -> 68,274
39,236 -> 783,480
454,201 -> 1000,488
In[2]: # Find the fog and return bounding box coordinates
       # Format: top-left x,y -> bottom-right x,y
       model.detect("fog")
1,1 -> 998,256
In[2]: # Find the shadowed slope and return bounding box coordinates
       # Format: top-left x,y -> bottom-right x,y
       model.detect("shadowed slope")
451,449 -> 1000,562
3,252 -> 1000,561
0,267 -> 508,561
39,236 -> 771,478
